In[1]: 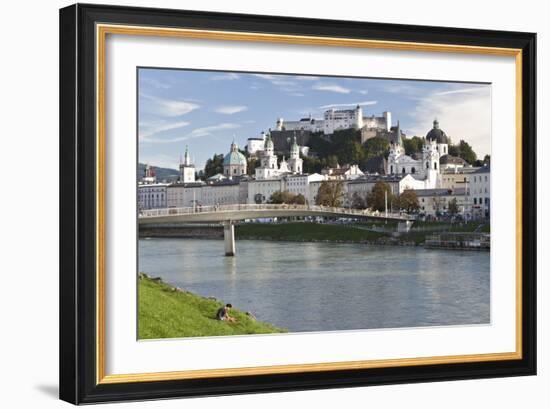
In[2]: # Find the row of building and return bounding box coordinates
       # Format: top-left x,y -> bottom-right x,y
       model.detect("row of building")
139,117 -> 490,219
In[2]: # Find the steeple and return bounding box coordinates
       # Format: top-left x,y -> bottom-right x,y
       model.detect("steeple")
183,145 -> 191,166
395,120 -> 402,145
290,134 -> 299,159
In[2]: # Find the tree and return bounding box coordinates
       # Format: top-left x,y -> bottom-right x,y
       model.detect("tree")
247,158 -> 260,176
204,154 -> 224,178
448,140 -> 477,164
457,140 -> 477,164
302,156 -> 323,174
291,194 -> 306,205
448,197 -> 459,216
335,139 -> 365,165
363,136 -> 389,159
269,191 -> 305,205
403,136 -> 425,155
483,154 -> 491,165
397,190 -> 420,213
366,182 -> 395,212
315,181 -> 344,207
351,192 -> 367,209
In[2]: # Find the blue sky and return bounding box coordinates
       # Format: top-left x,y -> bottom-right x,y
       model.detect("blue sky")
139,68 -> 491,171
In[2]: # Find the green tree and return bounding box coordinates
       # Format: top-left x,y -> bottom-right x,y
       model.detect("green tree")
448,197 -> 459,216
457,140 -> 477,164
247,158 -> 260,176
483,154 -> 491,165
363,136 -> 390,159
448,140 -> 478,164
335,139 -> 365,165
366,182 -> 395,212
397,190 -> 420,213
315,181 -> 344,207
302,156 -> 323,174
403,136 -> 425,155
204,154 -> 224,178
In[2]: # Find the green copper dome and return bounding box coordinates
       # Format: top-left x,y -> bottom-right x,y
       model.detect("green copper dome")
223,141 -> 247,166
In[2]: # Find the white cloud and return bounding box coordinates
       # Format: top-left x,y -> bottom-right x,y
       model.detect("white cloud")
358,90 -> 369,95
214,105 -> 248,115
139,119 -> 190,139
319,101 -> 377,109
433,87 -> 488,96
312,83 -> 351,94
140,93 -> 200,117
140,77 -> 171,89
210,72 -> 240,81
141,123 -> 241,144
407,86 -> 492,157
294,75 -> 320,81
252,74 -> 299,90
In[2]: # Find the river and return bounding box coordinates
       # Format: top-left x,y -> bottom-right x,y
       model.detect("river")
139,238 -> 490,333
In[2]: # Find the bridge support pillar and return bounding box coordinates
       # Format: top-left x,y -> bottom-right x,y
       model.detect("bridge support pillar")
223,221 -> 235,256
397,220 -> 414,233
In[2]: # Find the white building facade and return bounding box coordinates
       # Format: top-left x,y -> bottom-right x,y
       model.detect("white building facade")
138,183 -> 169,210
468,166 -> 490,219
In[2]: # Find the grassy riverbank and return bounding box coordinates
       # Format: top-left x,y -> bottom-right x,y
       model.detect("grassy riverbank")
236,222 -> 386,243
138,274 -> 286,339
235,221 -> 489,246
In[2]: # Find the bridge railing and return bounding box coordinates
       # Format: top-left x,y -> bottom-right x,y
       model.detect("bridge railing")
139,204 -> 412,221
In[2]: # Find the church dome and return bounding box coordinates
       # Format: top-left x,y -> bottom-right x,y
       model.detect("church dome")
223,141 -> 247,166
426,119 -> 449,144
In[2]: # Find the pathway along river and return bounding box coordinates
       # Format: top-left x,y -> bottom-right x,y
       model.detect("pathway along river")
139,238 -> 490,333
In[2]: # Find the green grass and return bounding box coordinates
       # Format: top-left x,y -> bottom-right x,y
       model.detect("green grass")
234,221 -> 489,246
138,275 -> 286,339
236,222 -> 386,242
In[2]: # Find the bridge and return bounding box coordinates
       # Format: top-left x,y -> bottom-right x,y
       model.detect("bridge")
139,204 -> 414,256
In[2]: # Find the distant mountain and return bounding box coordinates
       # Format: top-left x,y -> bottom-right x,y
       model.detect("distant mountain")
137,163 -> 180,183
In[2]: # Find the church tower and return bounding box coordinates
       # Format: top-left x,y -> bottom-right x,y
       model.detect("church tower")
179,145 -> 195,183
422,139 -> 440,188
387,121 -> 404,175
256,131 -> 279,180
288,135 -> 303,174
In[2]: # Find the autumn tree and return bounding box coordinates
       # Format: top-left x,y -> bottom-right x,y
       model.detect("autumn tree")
269,191 -> 306,205
315,181 -> 345,207
397,190 -> 420,213
366,182 -> 395,212
448,197 -> 459,216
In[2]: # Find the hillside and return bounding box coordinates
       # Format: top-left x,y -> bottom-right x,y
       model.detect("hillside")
137,163 -> 180,183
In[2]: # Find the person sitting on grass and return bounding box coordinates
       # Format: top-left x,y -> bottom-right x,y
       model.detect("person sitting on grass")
216,303 -> 236,322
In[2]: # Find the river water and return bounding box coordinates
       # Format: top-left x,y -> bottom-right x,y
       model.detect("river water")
139,238 -> 490,333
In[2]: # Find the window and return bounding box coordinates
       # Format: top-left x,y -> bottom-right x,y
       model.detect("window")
426,162 -> 429,169
411,167 -> 415,174
474,198 -> 477,205
434,162 -> 437,170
